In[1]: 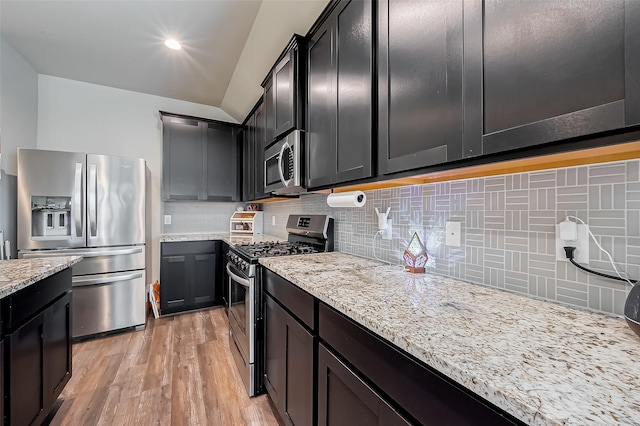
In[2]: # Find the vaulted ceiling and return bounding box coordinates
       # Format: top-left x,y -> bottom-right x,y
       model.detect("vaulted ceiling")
0,0 -> 329,121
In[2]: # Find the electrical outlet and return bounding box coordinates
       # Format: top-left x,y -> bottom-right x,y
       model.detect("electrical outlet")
272,215 -> 276,226
382,219 -> 392,240
445,221 -> 461,247
556,223 -> 589,264
164,215 -> 172,225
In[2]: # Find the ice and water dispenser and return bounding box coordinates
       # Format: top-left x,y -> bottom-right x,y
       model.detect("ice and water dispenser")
31,196 -> 71,238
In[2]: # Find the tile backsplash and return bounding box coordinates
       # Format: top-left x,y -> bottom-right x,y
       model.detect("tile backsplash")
263,159 -> 640,317
163,202 -> 243,234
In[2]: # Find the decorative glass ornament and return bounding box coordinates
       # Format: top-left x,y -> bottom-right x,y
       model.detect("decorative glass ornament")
403,232 -> 428,273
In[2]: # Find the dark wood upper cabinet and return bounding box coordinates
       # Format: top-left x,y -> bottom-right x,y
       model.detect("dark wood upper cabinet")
307,0 -> 374,189
206,121 -> 241,201
161,112 -> 242,202
254,101 -> 268,199
242,113 -> 257,202
242,99 -> 270,201
262,35 -> 305,146
378,0 -> 464,176
464,0 -> 640,156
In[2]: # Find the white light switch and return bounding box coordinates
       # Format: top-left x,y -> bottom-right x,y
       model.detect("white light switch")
164,215 -> 172,225
445,221 -> 461,247
272,216 -> 276,226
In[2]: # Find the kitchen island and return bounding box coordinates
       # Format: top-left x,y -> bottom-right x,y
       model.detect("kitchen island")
0,256 -> 81,297
0,256 -> 80,426
260,252 -> 640,426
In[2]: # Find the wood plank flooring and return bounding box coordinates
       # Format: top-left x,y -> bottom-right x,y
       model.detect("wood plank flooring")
49,308 -> 281,426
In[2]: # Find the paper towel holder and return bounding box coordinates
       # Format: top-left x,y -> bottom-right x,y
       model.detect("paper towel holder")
326,190 -> 366,208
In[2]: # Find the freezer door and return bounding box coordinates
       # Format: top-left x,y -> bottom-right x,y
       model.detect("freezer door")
72,270 -> 146,338
86,154 -> 146,247
17,148 -> 86,250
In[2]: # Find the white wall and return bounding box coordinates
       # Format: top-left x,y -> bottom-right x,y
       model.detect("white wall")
37,75 -> 238,282
221,0 -> 330,121
0,37 -> 38,258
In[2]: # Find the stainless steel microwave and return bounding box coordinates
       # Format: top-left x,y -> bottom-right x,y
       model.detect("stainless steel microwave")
264,130 -> 305,195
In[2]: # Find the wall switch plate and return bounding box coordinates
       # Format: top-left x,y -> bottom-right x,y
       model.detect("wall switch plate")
164,215 -> 172,225
382,219 -> 392,240
272,216 -> 276,226
445,221 -> 461,247
556,223 -> 589,264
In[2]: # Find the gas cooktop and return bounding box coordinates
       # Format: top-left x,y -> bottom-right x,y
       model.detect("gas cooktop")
234,241 -> 319,259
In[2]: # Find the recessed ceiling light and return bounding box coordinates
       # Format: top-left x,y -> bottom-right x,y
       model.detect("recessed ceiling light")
164,39 -> 182,50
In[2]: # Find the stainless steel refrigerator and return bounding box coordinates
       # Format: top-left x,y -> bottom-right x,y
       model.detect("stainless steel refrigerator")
17,148 -> 150,339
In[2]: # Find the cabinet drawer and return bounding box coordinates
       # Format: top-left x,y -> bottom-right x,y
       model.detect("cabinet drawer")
2,268 -> 72,332
161,241 -> 218,256
319,303 -> 523,426
263,268 -> 316,330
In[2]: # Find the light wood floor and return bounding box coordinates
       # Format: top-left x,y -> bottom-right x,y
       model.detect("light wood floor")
49,308 -> 281,426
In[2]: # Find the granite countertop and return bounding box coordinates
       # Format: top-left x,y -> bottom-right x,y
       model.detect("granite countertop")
160,232 -> 285,246
259,252 -> 640,426
0,256 -> 82,299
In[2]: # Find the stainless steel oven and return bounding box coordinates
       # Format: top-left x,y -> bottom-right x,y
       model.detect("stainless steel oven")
226,261 -> 259,396
264,130 -> 305,195
226,214 -> 334,398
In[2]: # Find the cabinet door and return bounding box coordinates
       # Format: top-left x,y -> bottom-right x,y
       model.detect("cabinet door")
192,253 -> 216,307
242,114 -> 257,201
264,293 -> 286,412
254,101 -> 268,199
264,293 -> 315,426
378,0 -> 463,175
307,16 -> 335,188
160,255 -> 190,314
283,309 -> 314,426
465,0 -> 638,155
43,292 -> 72,407
334,0 -> 373,183
0,338 -> 3,425
306,15 -> 336,188
265,79 -> 275,145
8,311 -> 46,426
206,123 -> 240,201
318,343 -> 410,426
162,116 -> 205,200
274,50 -> 296,139
307,0 -> 373,189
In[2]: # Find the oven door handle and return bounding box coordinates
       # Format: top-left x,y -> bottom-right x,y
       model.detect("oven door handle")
227,263 -> 251,288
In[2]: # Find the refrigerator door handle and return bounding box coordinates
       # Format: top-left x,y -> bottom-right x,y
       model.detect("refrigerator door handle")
19,246 -> 144,258
74,162 -> 84,237
89,163 -> 97,236
72,271 -> 143,287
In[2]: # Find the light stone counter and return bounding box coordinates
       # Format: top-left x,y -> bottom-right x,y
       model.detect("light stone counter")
0,256 -> 82,299
259,252 -> 640,426
160,233 -> 285,247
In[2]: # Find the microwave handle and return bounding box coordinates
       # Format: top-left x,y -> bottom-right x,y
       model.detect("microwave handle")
277,141 -> 289,186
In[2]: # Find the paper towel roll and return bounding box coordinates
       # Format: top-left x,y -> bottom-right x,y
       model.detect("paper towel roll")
327,191 -> 366,208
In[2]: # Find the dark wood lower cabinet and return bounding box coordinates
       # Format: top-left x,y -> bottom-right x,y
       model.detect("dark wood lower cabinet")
160,241 -> 221,315
263,269 -> 524,426
318,342 -> 410,426
44,292 -> 72,402
263,292 -> 314,426
8,310 -> 45,426
2,268 -> 73,426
